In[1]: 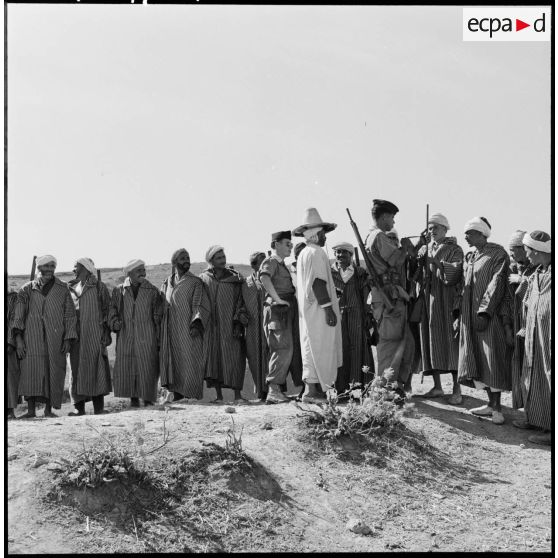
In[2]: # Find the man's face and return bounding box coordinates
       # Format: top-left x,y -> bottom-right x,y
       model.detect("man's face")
176,251 -> 191,273
275,239 -> 293,259
128,265 -> 146,285
464,229 -> 485,247
378,213 -> 395,232
251,253 -> 265,273
317,230 -> 327,247
428,223 -> 447,243
38,262 -> 56,281
335,249 -> 352,267
509,245 -> 527,265
524,246 -> 540,266
211,250 -> 227,270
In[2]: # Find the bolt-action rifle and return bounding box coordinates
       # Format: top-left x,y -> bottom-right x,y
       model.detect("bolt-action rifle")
30,255 -> 37,281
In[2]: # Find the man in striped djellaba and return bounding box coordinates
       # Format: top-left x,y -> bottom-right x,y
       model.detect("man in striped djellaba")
201,246 -> 250,404
330,241 -> 374,394
159,249 -> 210,401
259,231 -> 304,404
456,217 -> 514,425
12,255 -> 77,418
413,213 -> 464,404
109,259 -> 164,408
507,230 -> 538,412
67,257 -> 112,416
242,251 -> 269,401
512,231 -> 552,446
7,284 -> 21,419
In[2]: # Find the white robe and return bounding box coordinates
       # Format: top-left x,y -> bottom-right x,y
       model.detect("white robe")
296,244 -> 343,390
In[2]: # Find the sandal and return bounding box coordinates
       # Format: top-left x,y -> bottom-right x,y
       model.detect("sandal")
422,388 -> 445,398
512,419 -> 535,430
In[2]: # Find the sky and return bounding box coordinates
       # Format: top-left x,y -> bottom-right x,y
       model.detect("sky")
4,4 -> 551,274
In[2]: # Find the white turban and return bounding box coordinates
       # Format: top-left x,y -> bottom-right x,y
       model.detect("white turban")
205,245 -> 225,264
428,213 -> 450,230
124,259 -> 145,274
36,254 -> 57,267
332,242 -> 354,255
508,230 -> 527,248
302,226 -> 322,240
523,231 -> 551,253
76,257 -> 96,275
464,217 -> 491,238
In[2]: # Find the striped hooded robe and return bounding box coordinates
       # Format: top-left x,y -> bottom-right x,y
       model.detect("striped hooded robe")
68,275 -> 112,403
415,238 -> 464,374
108,278 -> 164,402
520,265 -> 552,430
457,243 -> 513,391
12,277 -> 78,408
509,262 -> 537,408
241,273 -> 269,398
7,290 -> 21,408
200,267 -> 249,391
330,263 -> 374,392
159,272 -> 211,399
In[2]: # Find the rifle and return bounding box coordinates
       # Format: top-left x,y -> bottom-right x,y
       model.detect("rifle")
409,205 -> 431,324
346,208 -> 394,312
353,246 -> 378,346
354,247 -> 360,267
30,255 -> 37,281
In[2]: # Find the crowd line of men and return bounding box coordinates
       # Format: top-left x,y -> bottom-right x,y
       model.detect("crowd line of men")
6,200 -> 552,446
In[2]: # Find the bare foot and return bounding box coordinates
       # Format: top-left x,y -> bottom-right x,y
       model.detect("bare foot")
43,411 -> 58,418
17,412 -> 37,419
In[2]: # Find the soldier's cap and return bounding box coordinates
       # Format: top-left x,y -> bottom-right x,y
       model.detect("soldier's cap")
271,230 -> 292,242
372,199 -> 399,215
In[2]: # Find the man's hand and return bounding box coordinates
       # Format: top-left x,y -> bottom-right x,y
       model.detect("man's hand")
15,335 -> 26,359
112,320 -> 122,332
325,306 -> 337,327
400,237 -> 414,254
233,323 -> 244,338
61,339 -> 73,354
273,299 -> 290,307
475,314 -> 490,332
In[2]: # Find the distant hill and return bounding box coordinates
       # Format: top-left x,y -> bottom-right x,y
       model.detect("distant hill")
7,262 -> 254,292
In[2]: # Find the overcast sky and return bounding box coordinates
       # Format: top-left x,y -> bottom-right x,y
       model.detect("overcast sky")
6,4 -> 551,274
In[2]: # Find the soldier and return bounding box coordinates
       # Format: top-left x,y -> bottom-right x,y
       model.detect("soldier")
258,231 -> 304,404
364,200 -> 416,394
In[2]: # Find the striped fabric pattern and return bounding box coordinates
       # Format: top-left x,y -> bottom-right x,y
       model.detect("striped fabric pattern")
108,279 -> 164,402
521,265 -> 552,429
68,276 -> 112,402
200,267 -> 249,391
417,239 -> 463,373
12,277 -> 78,409
242,274 -> 269,397
510,264 -> 537,408
457,243 -> 513,391
159,272 -> 211,399
331,264 -> 374,391
7,292 -> 21,408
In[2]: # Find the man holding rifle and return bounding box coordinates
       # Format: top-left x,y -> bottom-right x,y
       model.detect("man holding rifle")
363,200 -> 417,394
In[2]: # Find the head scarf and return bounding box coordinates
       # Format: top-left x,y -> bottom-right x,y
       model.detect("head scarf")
171,248 -> 189,266
76,257 -> 96,275
464,216 -> 491,238
124,259 -> 145,275
332,242 -> 354,255
36,254 -> 57,267
302,226 -> 322,241
205,245 -> 225,264
523,230 -> 551,253
428,213 -> 450,230
508,230 -> 527,249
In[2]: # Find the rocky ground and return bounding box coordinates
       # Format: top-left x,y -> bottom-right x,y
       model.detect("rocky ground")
6,373 -> 552,554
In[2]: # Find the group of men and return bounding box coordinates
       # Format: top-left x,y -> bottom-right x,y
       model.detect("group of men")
6,200 -> 552,446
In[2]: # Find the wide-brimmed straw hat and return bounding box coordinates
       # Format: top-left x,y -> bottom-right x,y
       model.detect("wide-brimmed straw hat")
292,207 -> 337,237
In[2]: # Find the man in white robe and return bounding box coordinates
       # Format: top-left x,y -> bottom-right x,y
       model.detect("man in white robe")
293,208 -> 343,403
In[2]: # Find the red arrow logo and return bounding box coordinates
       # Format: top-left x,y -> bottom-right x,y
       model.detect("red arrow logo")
516,19 -> 530,31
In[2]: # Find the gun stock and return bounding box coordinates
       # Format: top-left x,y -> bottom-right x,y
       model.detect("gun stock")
354,246 -> 360,268
30,255 -> 37,281
346,208 -> 394,312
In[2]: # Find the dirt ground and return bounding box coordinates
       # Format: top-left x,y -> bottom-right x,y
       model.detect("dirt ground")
7,373 -> 552,554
